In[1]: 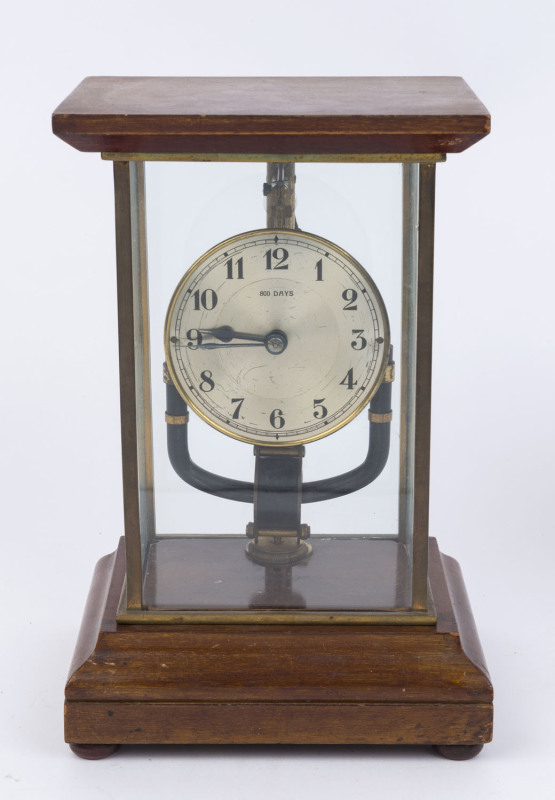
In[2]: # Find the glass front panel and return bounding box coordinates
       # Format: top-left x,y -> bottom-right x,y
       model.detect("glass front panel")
119,158 -> 427,621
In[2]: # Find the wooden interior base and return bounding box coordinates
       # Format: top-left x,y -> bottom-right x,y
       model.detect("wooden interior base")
65,538 -> 493,758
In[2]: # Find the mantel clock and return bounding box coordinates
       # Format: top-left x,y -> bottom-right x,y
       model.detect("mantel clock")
52,77 -> 492,760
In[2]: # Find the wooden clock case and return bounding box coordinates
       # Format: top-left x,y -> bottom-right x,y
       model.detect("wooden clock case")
53,77 -> 492,760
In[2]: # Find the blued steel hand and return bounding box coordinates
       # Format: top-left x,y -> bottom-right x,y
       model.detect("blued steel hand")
197,325 -> 266,344
194,341 -> 266,350
171,326 -> 288,354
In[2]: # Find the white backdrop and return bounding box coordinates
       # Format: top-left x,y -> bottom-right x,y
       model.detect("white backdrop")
1,2 -> 554,798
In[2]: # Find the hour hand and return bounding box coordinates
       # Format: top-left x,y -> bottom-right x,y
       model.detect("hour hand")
198,326 -> 288,355
197,326 -> 266,344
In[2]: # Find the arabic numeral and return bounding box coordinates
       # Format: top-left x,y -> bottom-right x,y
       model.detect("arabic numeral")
186,328 -> 203,348
339,368 -> 357,390
313,398 -> 328,419
226,256 -> 244,279
231,398 -> 245,419
199,370 -> 215,392
193,288 -> 218,310
270,408 -> 285,429
350,330 -> 367,350
265,247 -> 289,270
315,258 -> 324,281
342,288 -> 358,311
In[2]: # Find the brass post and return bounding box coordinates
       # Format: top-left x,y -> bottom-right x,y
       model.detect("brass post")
113,160 -> 154,610
401,162 -> 437,612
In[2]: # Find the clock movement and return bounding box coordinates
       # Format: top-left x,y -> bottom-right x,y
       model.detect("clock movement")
52,77 -> 492,759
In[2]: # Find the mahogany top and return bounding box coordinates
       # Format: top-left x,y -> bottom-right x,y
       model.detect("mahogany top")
52,76 -> 490,156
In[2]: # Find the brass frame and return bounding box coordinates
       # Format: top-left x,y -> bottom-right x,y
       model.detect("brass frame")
114,161 -> 155,608
398,163 -> 436,611
113,155 -> 438,624
411,163 -> 436,611
116,535 -> 437,625
103,152 -> 446,164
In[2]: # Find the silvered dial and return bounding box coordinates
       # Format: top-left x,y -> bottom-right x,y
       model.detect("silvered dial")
164,229 -> 390,446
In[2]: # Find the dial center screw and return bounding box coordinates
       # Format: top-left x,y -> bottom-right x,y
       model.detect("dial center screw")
265,330 -> 288,355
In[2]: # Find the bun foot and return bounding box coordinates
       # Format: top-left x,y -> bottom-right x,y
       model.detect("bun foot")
434,744 -> 484,760
69,743 -> 120,760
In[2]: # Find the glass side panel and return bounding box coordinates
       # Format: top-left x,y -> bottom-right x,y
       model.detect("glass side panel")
124,160 -> 422,617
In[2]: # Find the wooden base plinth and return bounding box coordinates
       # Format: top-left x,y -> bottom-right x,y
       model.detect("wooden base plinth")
65,538 -> 493,758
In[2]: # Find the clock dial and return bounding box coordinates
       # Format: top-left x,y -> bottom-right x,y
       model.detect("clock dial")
164,229 -> 390,446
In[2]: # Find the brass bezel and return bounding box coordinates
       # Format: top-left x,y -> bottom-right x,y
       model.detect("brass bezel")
164,228 -> 391,447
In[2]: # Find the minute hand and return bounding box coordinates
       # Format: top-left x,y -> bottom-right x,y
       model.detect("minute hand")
197,326 -> 288,355
195,342 -> 266,350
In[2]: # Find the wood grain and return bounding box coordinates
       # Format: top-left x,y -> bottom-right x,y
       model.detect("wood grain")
52,77 -> 490,155
65,538 -> 493,748
65,702 -> 492,746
